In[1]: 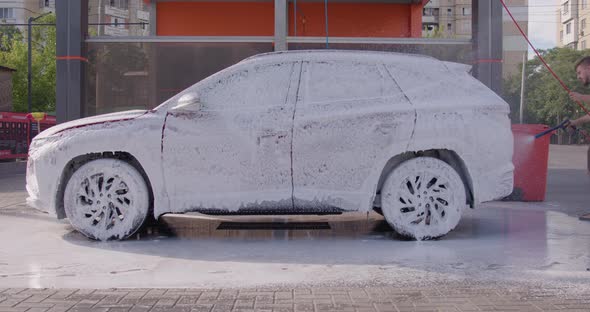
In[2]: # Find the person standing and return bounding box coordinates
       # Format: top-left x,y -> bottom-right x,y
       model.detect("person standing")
568,56 -> 590,127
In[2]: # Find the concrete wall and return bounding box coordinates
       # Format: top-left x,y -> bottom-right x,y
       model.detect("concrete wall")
502,0 -> 528,78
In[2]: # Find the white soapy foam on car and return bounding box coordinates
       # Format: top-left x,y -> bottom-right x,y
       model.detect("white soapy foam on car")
161,62 -> 296,212
381,157 -> 466,240
292,60 -> 414,211
63,158 -> 150,240
26,50 -> 514,240
385,57 -> 514,205
27,112 -> 167,218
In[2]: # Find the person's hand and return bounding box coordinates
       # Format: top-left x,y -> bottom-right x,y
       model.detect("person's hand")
561,119 -> 579,135
567,119 -> 580,131
570,116 -> 590,128
569,119 -> 579,128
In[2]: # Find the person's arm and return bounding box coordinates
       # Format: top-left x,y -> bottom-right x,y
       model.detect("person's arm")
568,92 -> 590,126
571,114 -> 590,127
569,91 -> 590,104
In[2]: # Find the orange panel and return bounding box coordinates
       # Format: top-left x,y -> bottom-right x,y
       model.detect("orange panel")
409,3 -> 423,38
157,2 -> 423,38
288,3 -> 413,37
157,2 -> 274,36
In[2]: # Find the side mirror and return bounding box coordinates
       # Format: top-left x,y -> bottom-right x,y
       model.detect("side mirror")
172,93 -> 201,112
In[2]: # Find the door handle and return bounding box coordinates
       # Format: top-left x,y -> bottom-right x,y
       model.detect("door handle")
375,123 -> 396,135
259,129 -> 289,138
257,130 -> 289,144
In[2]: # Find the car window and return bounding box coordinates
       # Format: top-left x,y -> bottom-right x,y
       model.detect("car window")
200,62 -> 294,110
384,60 -> 451,98
304,61 -> 400,103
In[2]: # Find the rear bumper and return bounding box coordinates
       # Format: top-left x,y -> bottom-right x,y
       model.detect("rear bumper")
477,163 -> 514,203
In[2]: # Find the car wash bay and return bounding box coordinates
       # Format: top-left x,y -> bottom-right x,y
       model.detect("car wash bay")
9,0 -> 585,308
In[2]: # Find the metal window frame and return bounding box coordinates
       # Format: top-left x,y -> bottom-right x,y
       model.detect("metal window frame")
0,8 -> 14,19
86,35 -> 471,45
86,36 -> 275,43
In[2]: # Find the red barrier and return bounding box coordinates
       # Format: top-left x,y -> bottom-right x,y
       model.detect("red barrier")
27,112 -> 56,140
0,112 -> 56,160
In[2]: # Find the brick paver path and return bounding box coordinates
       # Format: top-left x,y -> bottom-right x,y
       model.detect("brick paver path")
1,287 -> 589,312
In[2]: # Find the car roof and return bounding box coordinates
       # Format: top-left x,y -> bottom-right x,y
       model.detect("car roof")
241,50 -> 441,66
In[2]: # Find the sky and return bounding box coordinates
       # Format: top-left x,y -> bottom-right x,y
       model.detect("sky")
527,0 -> 558,53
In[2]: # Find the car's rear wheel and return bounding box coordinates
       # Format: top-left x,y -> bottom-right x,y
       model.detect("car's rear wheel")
64,158 -> 150,241
381,157 -> 466,240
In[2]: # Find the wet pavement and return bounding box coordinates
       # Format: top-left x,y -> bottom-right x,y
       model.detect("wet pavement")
1,145 -> 590,310
1,202 -> 590,291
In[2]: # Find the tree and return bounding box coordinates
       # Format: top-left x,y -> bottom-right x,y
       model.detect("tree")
503,47 -> 590,127
0,26 -> 22,51
0,13 -> 56,113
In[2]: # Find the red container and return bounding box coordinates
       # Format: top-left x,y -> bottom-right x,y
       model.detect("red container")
507,124 -> 550,201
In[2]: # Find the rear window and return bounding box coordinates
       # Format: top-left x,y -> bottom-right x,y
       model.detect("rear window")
304,61 -> 401,103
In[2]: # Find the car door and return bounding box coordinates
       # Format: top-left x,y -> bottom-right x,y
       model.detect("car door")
292,60 -> 415,211
162,61 -> 301,212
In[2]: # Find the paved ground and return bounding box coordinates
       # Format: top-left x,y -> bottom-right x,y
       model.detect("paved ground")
1,286 -> 590,312
1,145 -> 590,311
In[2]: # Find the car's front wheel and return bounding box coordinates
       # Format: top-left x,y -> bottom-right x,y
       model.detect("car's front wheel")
64,158 -> 150,241
381,157 -> 466,240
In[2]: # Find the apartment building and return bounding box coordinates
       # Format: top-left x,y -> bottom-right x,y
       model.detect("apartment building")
0,0 -> 148,37
88,0 -> 151,37
423,0 -> 455,38
39,0 -> 53,13
422,0 -> 474,39
0,0 -> 53,28
423,0 -> 528,78
557,0 -> 590,50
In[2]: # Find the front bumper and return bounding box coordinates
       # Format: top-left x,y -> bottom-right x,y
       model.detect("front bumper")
25,139 -> 62,216
26,155 -> 50,213
26,196 -> 45,212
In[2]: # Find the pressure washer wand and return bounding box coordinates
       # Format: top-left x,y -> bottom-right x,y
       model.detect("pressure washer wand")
534,119 -> 571,139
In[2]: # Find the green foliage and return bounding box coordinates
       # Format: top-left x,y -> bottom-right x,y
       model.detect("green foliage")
0,14 -> 56,113
0,26 -> 22,51
503,47 -> 590,127
423,25 -> 454,39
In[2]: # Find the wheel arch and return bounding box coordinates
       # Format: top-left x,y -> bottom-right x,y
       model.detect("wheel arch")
374,149 -> 474,209
55,151 -> 154,219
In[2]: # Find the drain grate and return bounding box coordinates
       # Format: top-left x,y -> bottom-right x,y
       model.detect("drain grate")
217,222 -> 331,230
